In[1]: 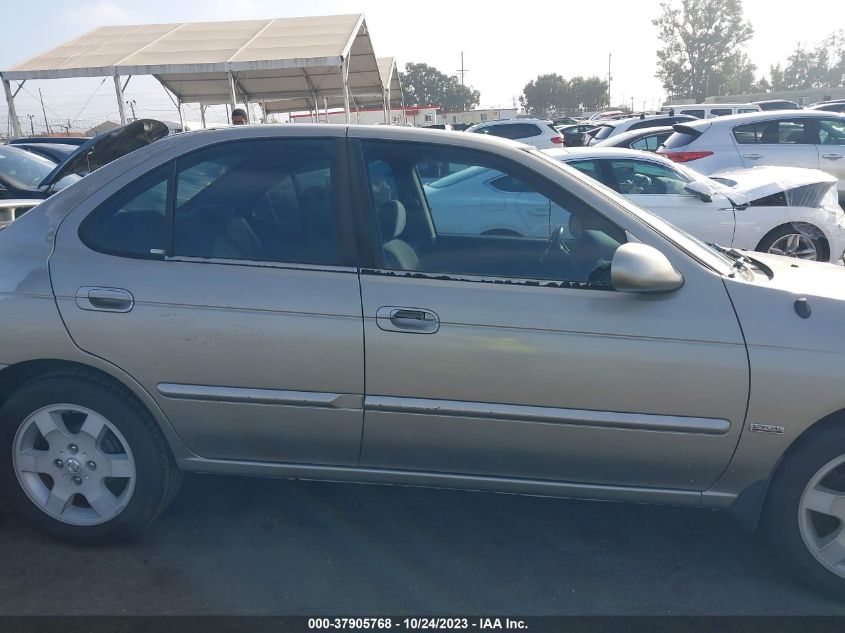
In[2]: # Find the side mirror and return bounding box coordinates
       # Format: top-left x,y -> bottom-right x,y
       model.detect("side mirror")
683,180 -> 715,202
611,243 -> 685,293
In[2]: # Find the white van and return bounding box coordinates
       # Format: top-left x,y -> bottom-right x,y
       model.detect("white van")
660,103 -> 761,119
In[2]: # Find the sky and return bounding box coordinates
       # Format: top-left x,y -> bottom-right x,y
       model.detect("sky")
0,0 -> 841,130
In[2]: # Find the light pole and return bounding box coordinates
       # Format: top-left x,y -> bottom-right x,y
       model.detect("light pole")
126,99 -> 137,121
27,113 -> 35,137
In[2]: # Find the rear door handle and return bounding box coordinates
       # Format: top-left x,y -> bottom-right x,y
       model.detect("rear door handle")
376,306 -> 440,334
742,153 -> 764,160
822,154 -> 843,160
75,287 -> 134,313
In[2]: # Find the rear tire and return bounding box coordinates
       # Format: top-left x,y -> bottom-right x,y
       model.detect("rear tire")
764,425 -> 845,599
0,371 -> 181,544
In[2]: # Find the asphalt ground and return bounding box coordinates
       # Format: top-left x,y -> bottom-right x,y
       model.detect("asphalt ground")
2,473 -> 845,615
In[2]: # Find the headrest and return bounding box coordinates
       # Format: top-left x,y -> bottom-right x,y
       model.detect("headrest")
379,200 -> 407,240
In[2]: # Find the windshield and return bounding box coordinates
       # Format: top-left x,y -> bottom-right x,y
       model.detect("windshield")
0,145 -> 80,192
530,148 -> 734,273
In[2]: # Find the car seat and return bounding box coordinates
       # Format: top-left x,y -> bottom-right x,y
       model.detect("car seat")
379,200 -> 419,270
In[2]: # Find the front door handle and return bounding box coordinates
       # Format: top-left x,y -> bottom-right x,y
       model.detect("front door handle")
742,153 -> 763,160
376,306 -> 440,334
75,287 -> 134,313
822,154 -> 843,160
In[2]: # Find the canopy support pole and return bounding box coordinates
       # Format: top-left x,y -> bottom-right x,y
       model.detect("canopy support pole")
2,79 -> 21,138
113,75 -> 127,124
384,86 -> 390,124
11,80 -> 25,99
302,70 -> 319,125
261,102 -> 267,124
228,71 -> 238,113
341,56 -> 351,124
200,105 -> 207,129
176,99 -> 184,131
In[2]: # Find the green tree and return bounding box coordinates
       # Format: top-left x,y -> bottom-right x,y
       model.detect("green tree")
520,74 -> 608,117
768,32 -> 845,90
653,0 -> 754,100
399,62 -> 480,113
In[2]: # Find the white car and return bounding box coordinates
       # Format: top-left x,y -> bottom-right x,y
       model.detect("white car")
658,111 -> 845,203
465,118 -> 563,149
586,114 -> 698,146
424,147 -> 845,263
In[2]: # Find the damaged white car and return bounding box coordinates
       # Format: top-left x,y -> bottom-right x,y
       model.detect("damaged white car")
543,148 -> 845,263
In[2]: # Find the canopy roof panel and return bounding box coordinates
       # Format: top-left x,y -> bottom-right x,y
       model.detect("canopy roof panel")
2,14 -> 382,105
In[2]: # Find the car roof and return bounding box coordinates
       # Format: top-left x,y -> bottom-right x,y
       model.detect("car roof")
542,146 -> 676,162
673,109 -> 845,129
595,126 -> 675,145
469,118 -> 552,126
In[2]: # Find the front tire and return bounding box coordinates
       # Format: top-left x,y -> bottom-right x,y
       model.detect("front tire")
0,371 -> 181,544
757,224 -> 828,262
764,425 -> 845,598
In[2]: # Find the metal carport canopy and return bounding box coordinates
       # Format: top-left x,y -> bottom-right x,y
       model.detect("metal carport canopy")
1,13 -> 381,135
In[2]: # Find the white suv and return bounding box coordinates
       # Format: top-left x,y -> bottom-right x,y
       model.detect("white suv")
465,118 -> 563,149
587,114 -> 699,146
658,110 -> 845,202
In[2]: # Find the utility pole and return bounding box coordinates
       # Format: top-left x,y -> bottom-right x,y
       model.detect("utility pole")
27,114 -> 35,136
38,88 -> 51,135
457,51 -> 468,87
607,53 -> 612,108
126,99 -> 137,121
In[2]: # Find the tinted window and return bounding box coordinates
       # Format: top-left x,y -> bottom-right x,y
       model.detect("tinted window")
680,109 -> 705,119
362,140 -> 626,287
80,163 -> 169,258
710,109 -> 733,117
662,127 -> 703,149
591,125 -> 615,140
631,132 -> 671,151
604,160 -> 691,195
733,119 -> 812,144
738,108 -> 760,114
173,139 -> 340,265
476,124 -> 542,140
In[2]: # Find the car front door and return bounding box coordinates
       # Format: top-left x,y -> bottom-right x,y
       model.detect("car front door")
816,117 -> 845,198
351,135 -> 749,492
49,136 -> 365,466
591,157 -> 735,246
732,117 -> 820,170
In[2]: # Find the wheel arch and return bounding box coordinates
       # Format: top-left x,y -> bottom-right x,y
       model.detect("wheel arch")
0,359 -> 193,460
755,222 -> 830,262
731,408 -> 845,531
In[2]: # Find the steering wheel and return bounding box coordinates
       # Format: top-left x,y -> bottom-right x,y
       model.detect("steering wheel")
539,225 -> 571,265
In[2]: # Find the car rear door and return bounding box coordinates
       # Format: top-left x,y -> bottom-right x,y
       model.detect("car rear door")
350,134 -> 749,493
49,135 -> 365,466
731,117 -> 820,170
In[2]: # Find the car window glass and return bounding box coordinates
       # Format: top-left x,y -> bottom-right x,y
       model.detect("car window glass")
566,159 -> 601,180
80,163 -> 169,258
631,134 -> 667,151
738,108 -> 759,114
733,119 -> 812,144
361,140 -> 627,288
606,159 -> 691,195
592,125 -> 615,140
680,109 -> 705,118
710,109 -> 733,117
173,139 -> 340,265
819,119 -> 845,145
